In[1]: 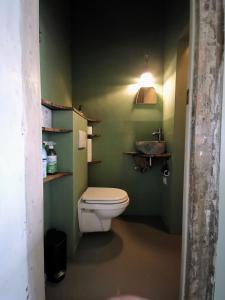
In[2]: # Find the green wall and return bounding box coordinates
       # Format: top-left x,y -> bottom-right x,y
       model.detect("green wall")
162,0 -> 189,233
40,0 -> 190,235
49,112 -> 74,254
40,1 -> 88,255
72,2 -> 165,216
39,0 -> 72,106
43,111 -> 88,256
40,0 -> 73,236
73,113 -> 88,249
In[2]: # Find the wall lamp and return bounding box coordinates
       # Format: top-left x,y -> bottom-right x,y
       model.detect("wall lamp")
134,54 -> 157,104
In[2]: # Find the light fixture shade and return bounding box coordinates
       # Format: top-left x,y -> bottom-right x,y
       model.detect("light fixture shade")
135,87 -> 157,104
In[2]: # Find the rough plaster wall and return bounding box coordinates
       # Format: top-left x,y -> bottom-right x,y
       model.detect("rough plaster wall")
0,1 -> 29,299
22,0 -> 45,299
185,0 -> 224,298
0,1 -> 44,299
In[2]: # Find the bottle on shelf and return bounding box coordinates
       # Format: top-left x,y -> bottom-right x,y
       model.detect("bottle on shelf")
42,142 -> 47,178
44,141 -> 58,175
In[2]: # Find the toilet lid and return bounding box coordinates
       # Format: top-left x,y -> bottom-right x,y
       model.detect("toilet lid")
82,187 -> 128,204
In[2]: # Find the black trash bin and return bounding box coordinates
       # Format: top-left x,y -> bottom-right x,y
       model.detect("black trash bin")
44,229 -> 67,283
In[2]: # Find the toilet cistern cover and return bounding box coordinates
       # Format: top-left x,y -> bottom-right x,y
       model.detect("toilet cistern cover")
82,187 -> 128,204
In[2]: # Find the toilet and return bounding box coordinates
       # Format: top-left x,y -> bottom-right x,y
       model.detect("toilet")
78,187 -> 129,233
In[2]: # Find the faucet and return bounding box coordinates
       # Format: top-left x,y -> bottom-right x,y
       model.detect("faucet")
152,128 -> 163,142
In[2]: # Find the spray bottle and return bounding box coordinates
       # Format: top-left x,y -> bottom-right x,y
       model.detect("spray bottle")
42,142 -> 47,178
45,141 -> 57,175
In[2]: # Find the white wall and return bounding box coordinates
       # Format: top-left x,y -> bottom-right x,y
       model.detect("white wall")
0,2 -> 28,298
0,1 -> 44,299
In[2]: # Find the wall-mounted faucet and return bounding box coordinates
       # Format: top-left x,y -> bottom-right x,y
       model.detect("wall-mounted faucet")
152,128 -> 163,142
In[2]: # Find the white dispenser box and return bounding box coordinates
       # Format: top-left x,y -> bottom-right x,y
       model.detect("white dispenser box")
78,130 -> 87,149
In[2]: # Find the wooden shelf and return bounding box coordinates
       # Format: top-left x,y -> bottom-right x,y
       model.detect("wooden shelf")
42,99 -> 73,111
88,134 -> 101,139
42,99 -> 101,123
87,118 -> 101,123
73,107 -> 101,123
43,172 -> 72,183
88,160 -> 102,165
124,152 -> 171,159
42,127 -> 72,133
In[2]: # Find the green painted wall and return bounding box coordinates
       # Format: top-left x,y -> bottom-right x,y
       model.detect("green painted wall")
40,0 -> 189,236
49,112 -> 74,254
40,1 -> 88,255
40,0 -> 73,236
73,113 -> 88,246
72,2 -> 164,216
162,0 -> 189,233
39,0 -> 72,106
44,111 -> 88,256
51,111 -> 88,256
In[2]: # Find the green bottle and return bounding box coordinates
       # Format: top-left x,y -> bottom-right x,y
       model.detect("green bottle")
47,143 -> 57,174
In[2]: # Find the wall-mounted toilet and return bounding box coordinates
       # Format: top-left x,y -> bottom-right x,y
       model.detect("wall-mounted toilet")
78,187 -> 129,233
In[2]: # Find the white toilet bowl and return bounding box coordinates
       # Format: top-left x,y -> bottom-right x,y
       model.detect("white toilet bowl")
78,187 -> 129,233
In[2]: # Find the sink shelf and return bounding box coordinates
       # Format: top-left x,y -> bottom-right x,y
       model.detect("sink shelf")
124,152 -> 171,159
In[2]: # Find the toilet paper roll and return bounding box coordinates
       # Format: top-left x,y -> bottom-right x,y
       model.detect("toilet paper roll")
87,139 -> 92,162
87,126 -> 93,135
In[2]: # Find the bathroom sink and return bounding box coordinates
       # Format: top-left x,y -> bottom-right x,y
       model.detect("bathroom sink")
135,141 -> 166,155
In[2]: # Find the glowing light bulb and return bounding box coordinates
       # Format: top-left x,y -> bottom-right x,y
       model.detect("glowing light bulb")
138,72 -> 154,88
127,72 -> 155,94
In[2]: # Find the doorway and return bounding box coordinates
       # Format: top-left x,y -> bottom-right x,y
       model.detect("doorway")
39,0 -> 224,298
41,1 -> 189,299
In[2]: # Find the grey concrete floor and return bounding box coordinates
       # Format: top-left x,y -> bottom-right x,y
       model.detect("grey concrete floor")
46,217 -> 181,300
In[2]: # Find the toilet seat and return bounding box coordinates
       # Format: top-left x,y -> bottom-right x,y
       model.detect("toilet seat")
78,187 -> 129,233
82,187 -> 128,204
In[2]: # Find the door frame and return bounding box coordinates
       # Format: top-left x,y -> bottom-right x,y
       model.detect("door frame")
180,0 -> 224,299
180,0 -> 195,298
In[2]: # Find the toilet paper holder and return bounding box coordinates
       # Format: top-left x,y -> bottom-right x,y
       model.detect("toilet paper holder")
161,161 -> 170,177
